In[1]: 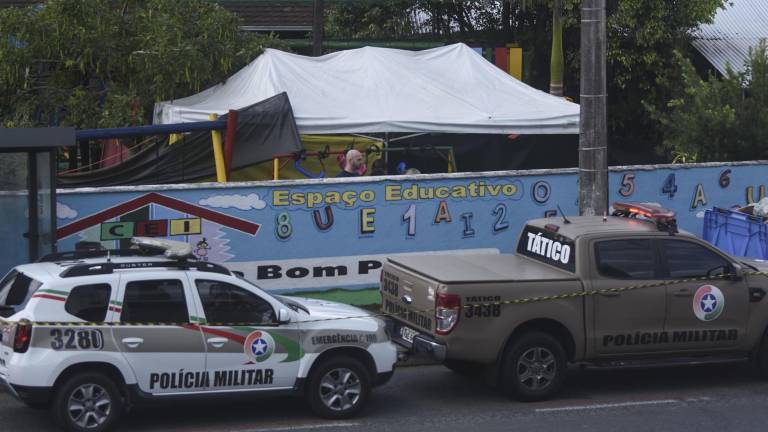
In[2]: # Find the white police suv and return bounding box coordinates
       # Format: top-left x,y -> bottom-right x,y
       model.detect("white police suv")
0,238 -> 396,432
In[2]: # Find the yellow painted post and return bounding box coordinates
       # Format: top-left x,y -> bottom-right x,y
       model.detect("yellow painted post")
508,47 -> 523,81
169,133 -> 182,145
447,149 -> 455,173
273,157 -> 279,180
208,114 -> 227,182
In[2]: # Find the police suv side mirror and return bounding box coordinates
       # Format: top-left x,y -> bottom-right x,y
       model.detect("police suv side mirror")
729,263 -> 744,281
278,308 -> 291,324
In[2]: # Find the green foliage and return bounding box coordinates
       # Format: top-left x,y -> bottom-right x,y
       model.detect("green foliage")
606,0 -> 726,155
325,0 -> 418,40
659,40 -> 768,162
0,0 -> 287,128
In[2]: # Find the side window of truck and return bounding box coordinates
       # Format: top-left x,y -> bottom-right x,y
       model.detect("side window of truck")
660,240 -> 730,279
595,239 -> 655,279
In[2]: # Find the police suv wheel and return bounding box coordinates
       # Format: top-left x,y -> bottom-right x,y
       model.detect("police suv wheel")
52,373 -> 123,432
501,332 -> 566,401
307,357 -> 371,419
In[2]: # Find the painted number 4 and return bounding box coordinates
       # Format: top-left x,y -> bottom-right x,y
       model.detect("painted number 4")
662,173 -> 677,198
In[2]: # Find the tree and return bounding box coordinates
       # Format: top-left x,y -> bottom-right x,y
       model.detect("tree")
605,0 -> 726,160
0,0 -> 287,129
658,40 -> 768,162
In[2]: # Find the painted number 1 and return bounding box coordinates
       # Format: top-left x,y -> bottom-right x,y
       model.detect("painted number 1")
403,204 -> 416,237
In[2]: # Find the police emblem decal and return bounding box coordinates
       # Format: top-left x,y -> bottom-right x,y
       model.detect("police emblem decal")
244,330 -> 275,363
693,285 -> 725,322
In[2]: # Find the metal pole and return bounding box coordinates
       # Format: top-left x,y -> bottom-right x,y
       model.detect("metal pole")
312,0 -> 324,56
579,0 -> 608,216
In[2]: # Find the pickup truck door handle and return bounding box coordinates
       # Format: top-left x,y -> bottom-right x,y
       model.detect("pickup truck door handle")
206,337 -> 228,348
121,337 -> 144,349
673,288 -> 692,297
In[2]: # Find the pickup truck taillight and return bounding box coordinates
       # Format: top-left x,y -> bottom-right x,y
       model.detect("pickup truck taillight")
435,293 -> 461,335
13,320 -> 32,353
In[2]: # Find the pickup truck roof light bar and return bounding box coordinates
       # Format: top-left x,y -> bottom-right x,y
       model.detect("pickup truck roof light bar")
612,201 -> 678,234
59,260 -> 231,278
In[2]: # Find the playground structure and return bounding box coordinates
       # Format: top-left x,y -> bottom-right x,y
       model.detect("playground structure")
63,122 -> 457,184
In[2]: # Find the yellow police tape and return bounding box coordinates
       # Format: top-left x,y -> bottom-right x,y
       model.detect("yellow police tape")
1,271 -> 766,327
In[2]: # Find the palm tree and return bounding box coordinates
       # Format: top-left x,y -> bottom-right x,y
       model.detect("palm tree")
520,0 -> 564,96
549,0 -> 564,96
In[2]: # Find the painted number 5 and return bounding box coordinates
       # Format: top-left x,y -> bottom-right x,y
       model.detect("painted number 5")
619,173 -> 635,197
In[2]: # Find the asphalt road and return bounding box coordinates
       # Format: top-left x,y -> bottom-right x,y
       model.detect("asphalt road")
3,363 -> 768,432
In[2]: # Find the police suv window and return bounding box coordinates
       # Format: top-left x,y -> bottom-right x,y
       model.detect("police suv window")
516,225 -> 576,272
121,280 -> 188,323
661,240 -> 730,279
595,239 -> 655,279
195,280 -> 274,324
0,271 -> 43,317
65,284 -> 111,322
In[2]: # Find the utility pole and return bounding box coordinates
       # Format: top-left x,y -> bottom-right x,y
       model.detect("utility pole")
579,0 -> 608,216
312,0 -> 324,57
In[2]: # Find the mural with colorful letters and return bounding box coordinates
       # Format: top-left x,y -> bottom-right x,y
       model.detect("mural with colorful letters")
49,161 -> 768,293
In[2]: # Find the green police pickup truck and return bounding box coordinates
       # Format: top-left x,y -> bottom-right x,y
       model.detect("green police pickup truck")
381,202 -> 768,401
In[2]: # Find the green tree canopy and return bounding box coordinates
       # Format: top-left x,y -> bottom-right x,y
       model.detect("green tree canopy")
659,40 -> 768,163
0,0 -> 287,129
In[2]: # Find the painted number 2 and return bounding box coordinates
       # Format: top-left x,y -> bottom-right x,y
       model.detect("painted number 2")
492,203 -> 509,233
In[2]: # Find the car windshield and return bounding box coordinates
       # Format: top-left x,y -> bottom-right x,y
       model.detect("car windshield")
234,273 -> 309,314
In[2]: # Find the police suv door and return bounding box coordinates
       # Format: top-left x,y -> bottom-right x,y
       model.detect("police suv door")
188,275 -> 301,392
113,273 -> 207,395
659,238 -> 749,352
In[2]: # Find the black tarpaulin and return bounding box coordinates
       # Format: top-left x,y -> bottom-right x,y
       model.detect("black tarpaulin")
59,93 -> 302,187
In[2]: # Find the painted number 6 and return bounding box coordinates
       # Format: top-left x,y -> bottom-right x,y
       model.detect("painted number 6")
719,169 -> 731,188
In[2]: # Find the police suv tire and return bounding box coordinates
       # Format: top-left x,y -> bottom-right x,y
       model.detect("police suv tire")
52,372 -> 124,432
306,356 -> 371,419
501,331 -> 566,402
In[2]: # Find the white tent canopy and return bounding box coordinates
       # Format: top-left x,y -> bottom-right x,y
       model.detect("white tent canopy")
154,43 -> 580,135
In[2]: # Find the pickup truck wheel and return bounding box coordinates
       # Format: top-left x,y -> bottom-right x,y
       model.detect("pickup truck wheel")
501,332 -> 566,401
306,356 -> 371,419
51,372 -> 123,432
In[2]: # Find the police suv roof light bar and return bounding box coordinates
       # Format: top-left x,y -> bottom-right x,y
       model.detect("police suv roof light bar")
131,237 -> 194,259
612,201 -> 678,234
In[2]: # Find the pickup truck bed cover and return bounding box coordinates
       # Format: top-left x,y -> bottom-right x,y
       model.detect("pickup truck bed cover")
387,254 -> 578,284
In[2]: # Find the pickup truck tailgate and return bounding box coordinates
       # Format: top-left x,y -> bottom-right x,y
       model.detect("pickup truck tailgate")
381,254 -> 575,335
381,264 -> 438,335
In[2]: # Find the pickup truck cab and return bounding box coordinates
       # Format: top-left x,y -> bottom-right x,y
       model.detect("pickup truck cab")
381,202 -> 768,401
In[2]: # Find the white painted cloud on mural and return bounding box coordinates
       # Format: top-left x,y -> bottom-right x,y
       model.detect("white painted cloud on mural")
696,211 -> 705,219
199,193 -> 266,211
57,202 -> 78,219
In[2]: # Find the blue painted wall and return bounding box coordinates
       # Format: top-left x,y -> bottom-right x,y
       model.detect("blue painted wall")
6,162 -> 764,291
